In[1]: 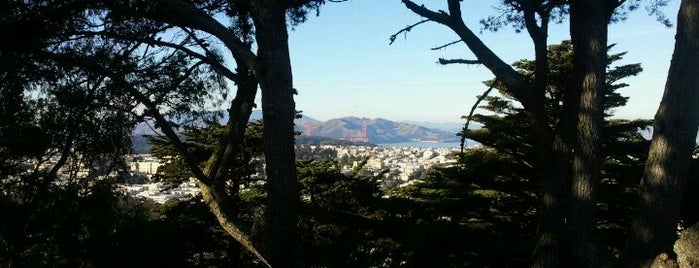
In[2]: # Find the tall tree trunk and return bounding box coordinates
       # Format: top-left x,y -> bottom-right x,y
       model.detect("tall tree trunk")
569,0 -> 614,266
251,1 -> 301,267
627,0 -> 699,266
532,94 -> 576,268
531,123 -> 570,268
527,14 -> 569,268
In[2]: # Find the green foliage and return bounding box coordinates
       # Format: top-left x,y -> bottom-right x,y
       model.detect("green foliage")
378,149 -> 535,267
0,1 -> 343,267
297,159 -> 403,267
479,1 -> 568,34
452,40 -> 652,263
0,178 -> 153,267
299,159 -> 381,213
149,198 -> 258,267
461,40 -> 645,161
478,1 -> 672,33
615,0 -> 672,26
0,176 -> 266,267
0,2 -> 243,265
0,0 -> 239,184
146,121 -> 264,187
296,146 -> 337,160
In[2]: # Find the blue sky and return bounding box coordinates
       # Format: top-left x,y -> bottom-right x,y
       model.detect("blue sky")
284,0 -> 680,123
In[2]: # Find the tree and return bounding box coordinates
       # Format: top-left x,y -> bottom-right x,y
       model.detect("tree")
392,1 -> 569,263
296,159 -> 397,267
396,1 -> 673,266
392,149 -> 537,266
146,123 -> 405,267
397,1 -> 609,266
567,0 -> 619,265
145,120 -> 270,265
462,40 -> 648,266
627,0 -> 699,266
1,0 -> 339,266
102,2 -> 333,265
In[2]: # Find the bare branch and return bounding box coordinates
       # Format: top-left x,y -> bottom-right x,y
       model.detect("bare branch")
389,19 -> 429,45
438,58 -> 481,65
401,0 -> 530,105
431,40 -> 461,50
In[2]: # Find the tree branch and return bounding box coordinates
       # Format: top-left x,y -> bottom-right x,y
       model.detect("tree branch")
430,40 -> 461,50
389,19 -> 429,45
125,78 -> 271,268
460,81 -> 496,154
76,30 -> 241,83
402,0 -> 530,105
152,0 -> 259,75
401,0 -> 451,24
438,58 -> 481,65
523,7 -> 545,42
46,76 -> 105,179
202,59 -> 258,184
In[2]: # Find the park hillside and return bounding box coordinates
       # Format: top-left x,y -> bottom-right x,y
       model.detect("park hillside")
1,0 -> 698,267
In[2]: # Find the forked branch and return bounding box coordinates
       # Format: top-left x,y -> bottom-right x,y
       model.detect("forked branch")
400,0 -> 530,104
389,19 -> 430,44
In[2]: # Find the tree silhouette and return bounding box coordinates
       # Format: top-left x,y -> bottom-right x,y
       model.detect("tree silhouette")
1,1 -> 343,265
628,0 -> 699,265
461,40 -> 649,266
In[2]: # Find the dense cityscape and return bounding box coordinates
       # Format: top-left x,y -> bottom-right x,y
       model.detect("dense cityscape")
123,144 -> 462,203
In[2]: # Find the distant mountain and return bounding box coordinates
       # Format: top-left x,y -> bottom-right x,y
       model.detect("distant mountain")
133,110 -> 320,135
295,135 -> 374,147
401,120 -> 483,133
189,112 -> 453,143
306,117 -> 460,144
131,112 -> 460,153
229,110 -> 322,125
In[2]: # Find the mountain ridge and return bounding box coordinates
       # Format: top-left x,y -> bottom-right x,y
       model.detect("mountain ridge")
131,111 -> 462,153
303,116 -> 460,144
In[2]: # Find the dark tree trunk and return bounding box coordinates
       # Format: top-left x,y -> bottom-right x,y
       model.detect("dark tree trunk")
627,0 -> 699,266
531,128 -> 570,268
532,104 -> 575,268
568,0 -> 614,266
528,14 -> 569,268
250,1 -> 301,267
